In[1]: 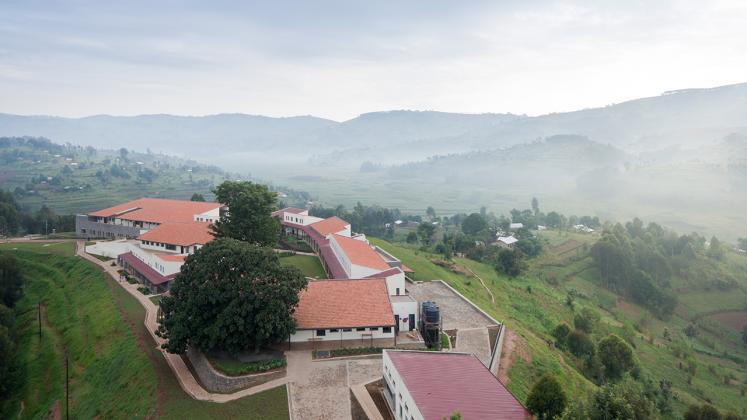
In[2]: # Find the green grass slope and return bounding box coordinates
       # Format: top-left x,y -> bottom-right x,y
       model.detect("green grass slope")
1,243 -> 289,419
371,234 -> 747,416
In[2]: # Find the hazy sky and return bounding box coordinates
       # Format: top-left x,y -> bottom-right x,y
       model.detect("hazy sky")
1,0 -> 746,121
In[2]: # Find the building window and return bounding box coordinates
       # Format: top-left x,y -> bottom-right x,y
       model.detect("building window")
165,244 -> 176,251
369,327 -> 378,331
356,327 -> 365,331
316,329 -> 326,336
383,327 -> 392,333
329,329 -> 339,333
396,287 -> 400,295
343,328 -> 352,332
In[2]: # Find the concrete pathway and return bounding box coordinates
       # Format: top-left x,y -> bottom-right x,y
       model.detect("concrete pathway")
286,351 -> 380,420
455,327 -> 492,366
75,240 -> 289,403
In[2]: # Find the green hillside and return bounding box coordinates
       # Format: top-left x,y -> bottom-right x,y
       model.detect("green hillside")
371,232 -> 747,416
0,137 -> 308,215
0,243 -> 288,419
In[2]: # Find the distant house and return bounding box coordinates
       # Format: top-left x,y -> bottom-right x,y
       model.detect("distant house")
573,224 -> 595,233
509,222 -> 524,230
495,236 -> 518,249
537,225 -> 547,231
382,350 -> 530,420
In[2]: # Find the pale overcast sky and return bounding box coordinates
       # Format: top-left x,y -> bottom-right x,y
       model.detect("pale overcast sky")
1,0 -> 746,121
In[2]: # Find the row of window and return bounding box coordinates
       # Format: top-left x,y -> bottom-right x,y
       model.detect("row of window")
315,326 -> 392,336
142,240 -> 177,251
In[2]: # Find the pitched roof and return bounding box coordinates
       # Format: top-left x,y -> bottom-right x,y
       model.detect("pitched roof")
332,234 -> 391,271
386,351 -> 530,420
118,252 -> 177,285
89,198 -> 221,224
138,222 -> 214,246
155,253 -> 187,262
498,236 -> 518,245
310,216 -> 349,236
294,279 -> 394,329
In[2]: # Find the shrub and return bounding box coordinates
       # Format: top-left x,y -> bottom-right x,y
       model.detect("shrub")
526,373 -> 567,420
568,331 -> 596,359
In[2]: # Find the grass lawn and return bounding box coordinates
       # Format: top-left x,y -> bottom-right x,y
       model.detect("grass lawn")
1,247 -> 289,420
278,254 -> 326,278
0,240 -> 76,256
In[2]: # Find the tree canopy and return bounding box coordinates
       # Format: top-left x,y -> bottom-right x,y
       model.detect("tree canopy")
0,255 -> 22,308
461,213 -> 486,235
211,181 -> 279,247
157,238 -> 307,354
598,334 -> 636,381
526,373 -> 567,419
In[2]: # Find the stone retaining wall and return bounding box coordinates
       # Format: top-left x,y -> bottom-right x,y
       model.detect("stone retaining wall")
185,347 -> 286,393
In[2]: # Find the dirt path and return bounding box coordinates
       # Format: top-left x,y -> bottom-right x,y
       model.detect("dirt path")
496,329 -> 530,384
464,266 -> 495,304
75,240 -> 289,403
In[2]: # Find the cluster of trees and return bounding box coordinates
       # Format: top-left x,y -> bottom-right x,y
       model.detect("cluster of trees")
0,255 -> 22,399
309,202 -> 410,237
590,220 -> 685,319
157,181 -> 307,355
0,192 -> 74,236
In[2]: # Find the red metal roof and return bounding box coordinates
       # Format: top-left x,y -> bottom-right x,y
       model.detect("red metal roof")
138,222 -> 214,246
89,198 -> 221,224
294,279 -> 394,329
386,351 -> 530,420
118,252 -> 176,285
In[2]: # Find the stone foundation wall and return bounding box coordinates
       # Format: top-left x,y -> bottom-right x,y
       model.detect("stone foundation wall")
288,337 -> 396,351
185,347 -> 286,393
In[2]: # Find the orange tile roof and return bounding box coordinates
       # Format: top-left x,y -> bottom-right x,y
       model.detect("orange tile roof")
138,222 -> 214,246
89,198 -> 221,224
294,279 -> 394,329
310,216 -> 350,236
155,253 -> 187,262
332,234 -> 391,271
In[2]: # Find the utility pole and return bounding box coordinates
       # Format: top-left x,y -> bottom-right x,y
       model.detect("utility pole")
65,354 -> 69,420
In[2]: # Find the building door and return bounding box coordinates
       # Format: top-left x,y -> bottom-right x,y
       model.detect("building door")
408,314 -> 415,331
394,315 -> 400,333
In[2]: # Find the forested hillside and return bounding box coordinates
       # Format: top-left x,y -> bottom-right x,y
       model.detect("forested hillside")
0,137 -> 309,219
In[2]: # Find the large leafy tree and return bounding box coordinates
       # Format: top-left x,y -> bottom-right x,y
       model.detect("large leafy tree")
0,255 -> 22,308
461,213 -> 486,235
494,249 -> 527,277
211,181 -> 279,247
526,374 -> 567,419
157,238 -> 307,354
598,334 -> 635,381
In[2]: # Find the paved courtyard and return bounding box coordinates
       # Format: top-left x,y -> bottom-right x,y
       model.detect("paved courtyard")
407,281 -> 497,330
286,351 -> 381,420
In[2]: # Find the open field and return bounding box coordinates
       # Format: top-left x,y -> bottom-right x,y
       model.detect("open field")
372,237 -> 747,415
0,240 -> 76,256
278,254 -> 326,278
1,245 -> 289,419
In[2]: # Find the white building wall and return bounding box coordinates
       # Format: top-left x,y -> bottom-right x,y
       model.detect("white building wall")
283,212 -> 323,226
290,327 -> 395,343
194,208 -> 220,222
391,301 -> 418,332
86,240 -> 184,276
384,271 -> 406,296
349,263 -> 382,279
383,352 -> 424,420
329,235 -> 353,277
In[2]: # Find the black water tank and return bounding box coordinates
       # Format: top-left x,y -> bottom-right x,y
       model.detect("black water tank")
421,301 -> 440,323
